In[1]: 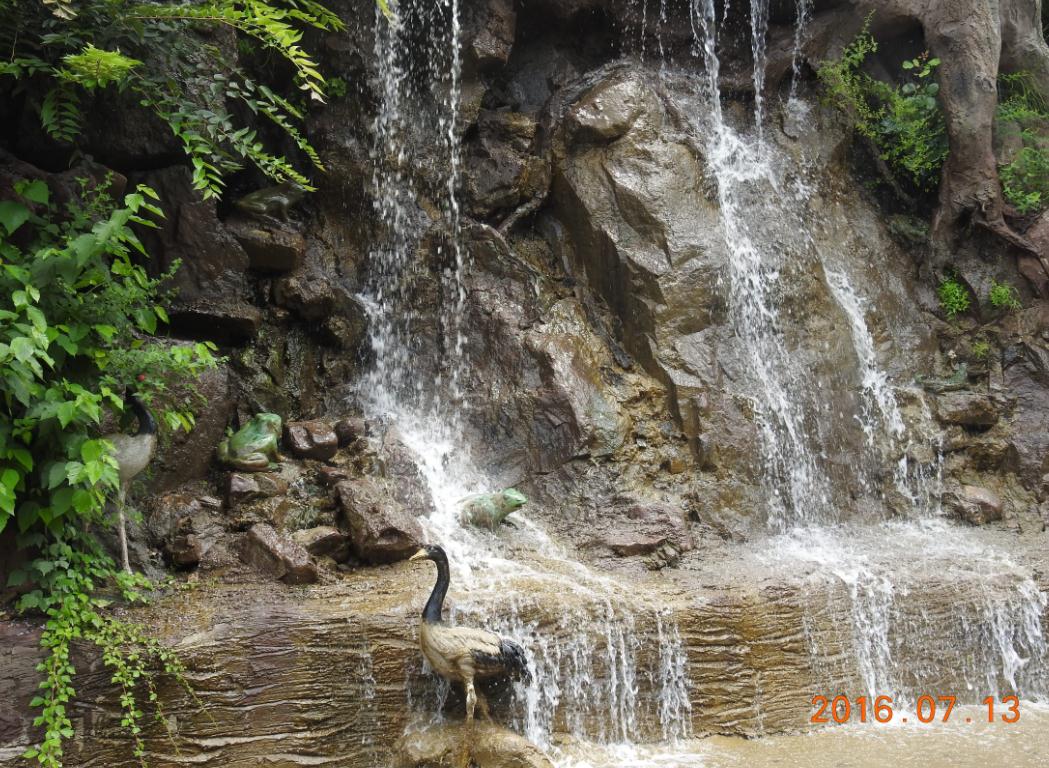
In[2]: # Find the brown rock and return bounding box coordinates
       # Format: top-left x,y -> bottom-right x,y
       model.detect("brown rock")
225,215 -> 306,272
596,499 -> 693,561
334,417 -> 367,447
284,421 -> 339,461
318,465 -> 352,487
128,166 -> 251,305
393,722 -> 553,768
166,301 -> 262,345
945,484 -> 1004,525
935,392 -> 999,427
291,526 -> 351,562
567,72 -> 652,143
336,479 -> 423,564
238,523 -> 318,584
227,472 -> 289,506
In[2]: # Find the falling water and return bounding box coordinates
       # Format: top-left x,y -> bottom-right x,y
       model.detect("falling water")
360,0 -> 693,752
788,0 -> 811,102
749,0 -> 770,135
683,0 -> 1049,715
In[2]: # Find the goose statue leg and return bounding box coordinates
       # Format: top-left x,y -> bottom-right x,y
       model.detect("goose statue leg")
117,483 -> 131,574
475,690 -> 492,722
465,677 -> 477,725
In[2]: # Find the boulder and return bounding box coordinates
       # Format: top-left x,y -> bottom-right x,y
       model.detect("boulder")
1003,338 -> 1049,485
291,525 -> 351,562
595,498 -> 693,562
151,363 -> 234,491
463,0 -> 516,72
227,472 -> 289,506
127,166 -> 255,334
336,479 -> 423,564
166,301 -> 262,345
317,465 -> 352,487
284,421 -> 339,461
237,523 -> 318,584
334,417 -> 367,447
224,215 -> 306,272
567,71 -> 654,143
144,494 -> 227,571
935,392 -> 1000,427
393,723 -> 553,768
465,110 -> 547,219
945,484 -> 1005,526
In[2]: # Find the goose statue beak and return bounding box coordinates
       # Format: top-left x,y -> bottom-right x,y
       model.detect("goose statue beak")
409,549 -> 429,562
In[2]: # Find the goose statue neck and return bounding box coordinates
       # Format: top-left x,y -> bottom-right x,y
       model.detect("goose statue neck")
412,545 -> 451,625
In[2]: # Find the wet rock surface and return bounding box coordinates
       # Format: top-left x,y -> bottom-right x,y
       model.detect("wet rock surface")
291,525 -> 352,562
337,479 -> 424,564
945,484 -> 1005,526
936,392 -> 1001,427
237,523 -> 318,584
284,420 -> 339,460
393,723 -> 554,768
3,1 -> 1049,765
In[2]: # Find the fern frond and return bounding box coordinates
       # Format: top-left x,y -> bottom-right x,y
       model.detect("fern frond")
40,84 -> 81,144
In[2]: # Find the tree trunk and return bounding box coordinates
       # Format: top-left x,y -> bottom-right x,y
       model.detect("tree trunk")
857,0 -> 1049,288
1000,0 -> 1049,97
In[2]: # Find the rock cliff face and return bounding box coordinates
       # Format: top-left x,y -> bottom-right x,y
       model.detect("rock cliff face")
3,0 -> 1049,765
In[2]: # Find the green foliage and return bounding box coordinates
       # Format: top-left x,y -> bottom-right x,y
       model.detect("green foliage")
60,44 -> 142,89
11,531 -> 191,767
326,76 -> 348,99
970,339 -> 991,360
988,280 -> 1022,311
0,176 -> 217,537
0,0 -> 348,198
937,276 -> 971,318
1,176 -> 216,765
818,19 -> 948,192
996,72 -> 1049,215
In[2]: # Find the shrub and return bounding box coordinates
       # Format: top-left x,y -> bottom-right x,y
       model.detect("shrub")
970,339 -> 991,360
988,280 -> 1022,310
1,176 -> 218,765
0,0 -> 346,197
818,20 -> 948,192
937,277 -> 971,318
820,29 -> 1049,212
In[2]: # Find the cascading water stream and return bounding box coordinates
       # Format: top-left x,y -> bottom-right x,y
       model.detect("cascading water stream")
682,0 -> 1048,713
358,1 -> 1047,762
360,0 -> 693,752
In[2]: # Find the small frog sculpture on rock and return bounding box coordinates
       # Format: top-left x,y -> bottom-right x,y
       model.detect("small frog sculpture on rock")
459,488 -> 528,530
233,181 -> 305,221
217,413 -> 284,471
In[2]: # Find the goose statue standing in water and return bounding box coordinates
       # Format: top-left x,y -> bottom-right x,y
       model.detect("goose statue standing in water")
409,544 -> 531,728
105,389 -> 157,574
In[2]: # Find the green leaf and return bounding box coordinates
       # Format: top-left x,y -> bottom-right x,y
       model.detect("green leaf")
1,468 -> 19,490
19,179 -> 50,205
0,201 -> 30,235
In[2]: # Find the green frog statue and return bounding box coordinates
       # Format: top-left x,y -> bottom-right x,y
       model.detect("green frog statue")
458,488 -> 528,530
233,181 -> 305,221
217,413 -> 284,471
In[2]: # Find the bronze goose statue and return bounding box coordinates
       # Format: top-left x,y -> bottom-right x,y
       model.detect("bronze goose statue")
409,544 -> 531,726
105,390 -> 157,574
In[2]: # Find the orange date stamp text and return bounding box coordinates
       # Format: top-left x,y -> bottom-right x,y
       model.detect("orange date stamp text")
810,694 -> 1021,724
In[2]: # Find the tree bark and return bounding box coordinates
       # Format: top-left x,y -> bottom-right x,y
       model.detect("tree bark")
856,0 -> 1049,288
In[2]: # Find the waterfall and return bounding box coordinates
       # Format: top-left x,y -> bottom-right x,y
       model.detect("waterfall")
683,0 -> 1048,713
360,0 -> 693,751
749,0 -> 770,135
788,0 -> 811,102
354,1 -> 1048,761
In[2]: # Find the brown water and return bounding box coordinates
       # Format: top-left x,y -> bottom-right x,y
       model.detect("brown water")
552,705 -> 1049,767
